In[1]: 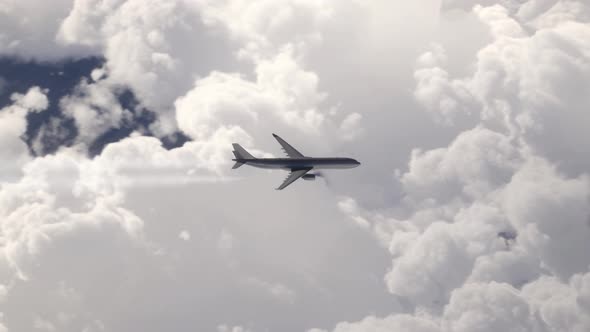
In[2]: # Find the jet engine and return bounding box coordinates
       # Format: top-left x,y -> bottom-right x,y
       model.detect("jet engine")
302,174 -> 316,181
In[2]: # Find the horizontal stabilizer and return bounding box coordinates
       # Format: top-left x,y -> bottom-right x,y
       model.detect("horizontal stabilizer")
232,161 -> 244,169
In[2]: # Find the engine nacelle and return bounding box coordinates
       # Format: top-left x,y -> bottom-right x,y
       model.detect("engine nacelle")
302,174 -> 316,181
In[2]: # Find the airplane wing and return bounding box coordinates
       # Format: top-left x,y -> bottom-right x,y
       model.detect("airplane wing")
276,168 -> 312,190
272,133 -> 305,158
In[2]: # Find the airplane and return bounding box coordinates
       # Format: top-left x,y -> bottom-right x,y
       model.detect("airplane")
231,133 -> 361,190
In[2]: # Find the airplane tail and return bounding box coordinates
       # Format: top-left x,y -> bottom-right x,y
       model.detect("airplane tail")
232,143 -> 255,160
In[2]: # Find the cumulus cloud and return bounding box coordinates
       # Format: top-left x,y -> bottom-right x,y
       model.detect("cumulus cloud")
311,314 -> 440,332
52,0 -> 237,135
0,115 -> 388,331
0,149 -> 144,278
401,127 -> 520,203
14,0 -> 361,143
175,48 -> 329,141
0,87 -> 49,179
178,230 -> 191,241
321,1 -> 590,332
0,0 -> 96,60
60,76 -> 131,146
442,282 -> 543,332
1,1 -> 590,332
197,0 -> 333,60
503,158 -> 590,279
418,1 -> 590,174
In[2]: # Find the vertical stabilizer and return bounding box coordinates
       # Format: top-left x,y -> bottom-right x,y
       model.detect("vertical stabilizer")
232,143 -> 254,159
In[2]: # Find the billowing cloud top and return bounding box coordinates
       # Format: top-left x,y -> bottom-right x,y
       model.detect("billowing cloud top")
0,1 -> 589,331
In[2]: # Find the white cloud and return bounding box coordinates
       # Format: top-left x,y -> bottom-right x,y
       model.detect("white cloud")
35,0 -> 359,141
196,0 -> 333,60
0,151 -> 144,280
527,0 -> 590,29
503,157 -> 590,278
60,76 -> 131,146
14,86 -> 50,112
0,127 -> 389,331
56,0 -> 123,48
417,1 -> 590,174
0,87 -> 49,180
0,0 -> 95,60
217,325 -> 252,332
175,49 -> 329,142
442,282 -> 542,332
320,1 -> 590,331
338,113 -> 363,141
442,0 -> 526,12
53,0 -> 238,135
337,198 -> 370,229
414,45 -> 476,124
178,230 -> 191,241
311,314 -> 440,332
401,127 -> 520,203
2,1 -> 590,332
522,273 -> 590,331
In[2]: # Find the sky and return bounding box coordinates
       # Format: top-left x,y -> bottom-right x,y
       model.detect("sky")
0,0 -> 589,331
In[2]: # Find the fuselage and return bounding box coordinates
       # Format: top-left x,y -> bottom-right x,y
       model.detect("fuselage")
234,157 -> 361,170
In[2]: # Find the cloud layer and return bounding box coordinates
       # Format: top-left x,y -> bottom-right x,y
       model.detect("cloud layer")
0,0 -> 589,331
